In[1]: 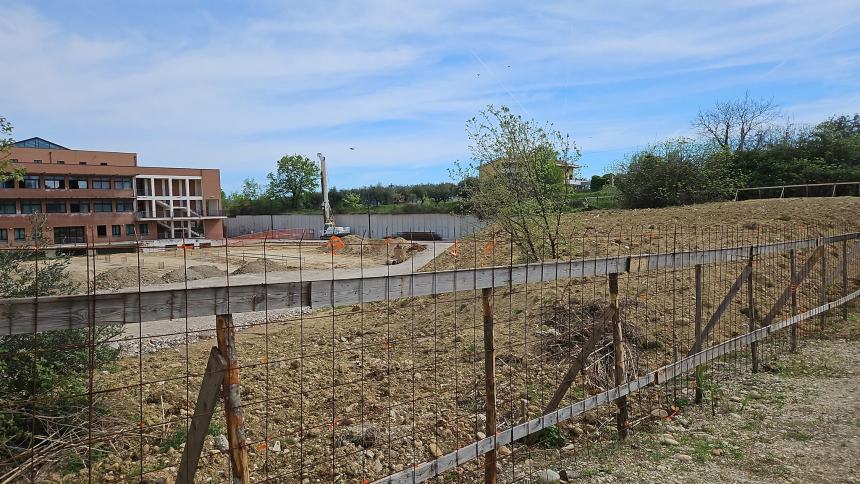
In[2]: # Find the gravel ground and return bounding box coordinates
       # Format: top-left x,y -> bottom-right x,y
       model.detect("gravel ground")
547,311 -> 860,483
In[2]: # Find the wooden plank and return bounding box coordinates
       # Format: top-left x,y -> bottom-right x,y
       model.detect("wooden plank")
761,245 -> 826,328
177,347 -> 227,484
481,287 -> 496,484
686,265 -> 751,357
2,233 -> 859,336
216,314 -> 250,484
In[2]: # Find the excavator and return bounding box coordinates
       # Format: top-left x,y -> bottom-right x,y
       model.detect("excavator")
317,153 -> 351,239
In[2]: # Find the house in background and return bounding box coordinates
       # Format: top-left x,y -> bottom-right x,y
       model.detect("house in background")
0,137 -> 225,246
478,158 -> 581,185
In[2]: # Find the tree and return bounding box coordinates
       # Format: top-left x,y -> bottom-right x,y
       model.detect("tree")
455,105 -> 579,261
342,192 -> 363,209
615,138 -> 742,208
0,115 -> 25,182
692,92 -> 779,154
266,154 -> 319,209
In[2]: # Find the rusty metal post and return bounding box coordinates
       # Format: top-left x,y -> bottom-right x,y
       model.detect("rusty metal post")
790,249 -> 798,353
216,314 -> 250,484
693,264 -> 704,404
843,240 -> 849,321
609,273 -> 628,439
481,287 -> 496,484
747,251 -> 758,373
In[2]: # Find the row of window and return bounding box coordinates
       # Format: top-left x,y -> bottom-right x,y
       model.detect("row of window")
13,158 -> 110,166
0,224 -> 149,243
0,200 -> 135,214
1,176 -> 133,190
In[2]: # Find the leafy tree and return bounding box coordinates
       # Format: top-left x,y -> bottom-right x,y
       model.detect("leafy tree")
0,115 -> 25,182
266,154 -> 320,209
590,174 -> 611,192
455,105 -> 579,261
342,192 -> 363,209
0,215 -> 120,460
615,138 -> 742,208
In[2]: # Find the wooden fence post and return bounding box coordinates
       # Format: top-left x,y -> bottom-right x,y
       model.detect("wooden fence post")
820,246 -> 827,329
481,287 -> 496,484
747,251 -> 758,373
216,313 -> 250,484
843,240 -> 849,321
790,249 -> 798,353
693,264 -> 704,404
177,347 -> 228,484
609,273 -> 628,439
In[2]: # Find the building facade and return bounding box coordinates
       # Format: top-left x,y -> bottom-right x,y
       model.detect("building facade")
0,137 -> 225,246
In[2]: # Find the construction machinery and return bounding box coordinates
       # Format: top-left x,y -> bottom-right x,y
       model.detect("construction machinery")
317,153 -> 351,239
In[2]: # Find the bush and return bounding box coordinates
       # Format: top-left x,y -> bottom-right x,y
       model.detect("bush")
615,138 -> 742,208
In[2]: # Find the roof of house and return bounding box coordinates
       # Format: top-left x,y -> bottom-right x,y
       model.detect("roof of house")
13,137 -> 69,150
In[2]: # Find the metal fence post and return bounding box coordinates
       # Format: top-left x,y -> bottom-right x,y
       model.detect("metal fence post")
694,264 -> 704,403
481,287 -> 497,484
843,240 -> 849,321
747,250 -> 758,373
820,246 -> 827,329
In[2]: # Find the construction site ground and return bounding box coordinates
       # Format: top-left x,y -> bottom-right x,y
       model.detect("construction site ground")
30,197 -> 860,483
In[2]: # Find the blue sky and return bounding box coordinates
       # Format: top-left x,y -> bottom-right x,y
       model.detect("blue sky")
2,1 -> 859,192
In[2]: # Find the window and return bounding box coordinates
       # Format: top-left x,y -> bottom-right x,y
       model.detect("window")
68,177 -> 88,189
97,225 -> 107,237
100,162 -> 108,166
14,228 -> 25,241
114,177 -> 132,190
45,176 -> 65,189
93,201 -> 113,212
112,225 -> 121,237
69,201 -> 89,213
116,200 -> 134,212
92,177 -> 111,189
0,202 -> 15,214
53,226 -> 85,244
20,175 -> 40,189
46,201 -> 66,213
1,179 -> 15,189
79,162 -> 87,165
139,224 -> 149,235
20,201 -> 41,214
33,159 -> 42,164
126,224 -> 135,236
57,160 -> 65,164
0,229 -> 6,242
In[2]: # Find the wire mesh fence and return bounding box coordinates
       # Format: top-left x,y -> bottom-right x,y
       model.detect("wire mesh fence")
0,218 -> 858,483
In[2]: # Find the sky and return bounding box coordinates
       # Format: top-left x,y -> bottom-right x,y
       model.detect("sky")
2,1 -> 859,192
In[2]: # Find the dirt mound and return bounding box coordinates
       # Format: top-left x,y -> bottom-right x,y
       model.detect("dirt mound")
161,265 -> 225,283
230,259 -> 299,275
321,235 -> 425,264
95,267 -> 163,290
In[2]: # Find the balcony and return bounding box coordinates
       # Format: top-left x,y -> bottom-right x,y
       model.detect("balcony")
136,209 -> 226,220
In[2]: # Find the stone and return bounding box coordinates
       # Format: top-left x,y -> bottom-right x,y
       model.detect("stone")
747,390 -> 762,400
534,469 -> 561,483
428,442 -> 443,458
561,443 -> 577,455
213,434 -> 229,452
660,435 -> 680,446
497,446 -> 512,456
476,431 -> 486,439
711,448 -> 723,456
271,440 -> 282,452
337,425 -> 382,448
729,396 -> 743,403
651,408 -> 669,419
676,454 -> 693,463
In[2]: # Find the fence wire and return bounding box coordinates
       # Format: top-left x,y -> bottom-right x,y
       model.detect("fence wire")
0,219 -> 858,483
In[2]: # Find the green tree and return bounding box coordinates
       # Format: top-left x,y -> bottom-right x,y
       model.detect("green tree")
0,115 -> 25,182
455,105 -> 579,261
266,154 -> 320,209
342,192 -> 363,209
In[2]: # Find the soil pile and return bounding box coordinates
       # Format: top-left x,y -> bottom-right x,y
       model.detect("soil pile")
161,265 -> 225,283
321,235 -> 425,264
95,267 -> 163,290
230,259 -> 299,275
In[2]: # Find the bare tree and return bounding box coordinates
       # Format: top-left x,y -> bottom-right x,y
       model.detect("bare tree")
692,92 -> 779,154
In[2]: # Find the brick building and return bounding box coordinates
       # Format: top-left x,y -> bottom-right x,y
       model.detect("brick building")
0,137 -> 225,246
